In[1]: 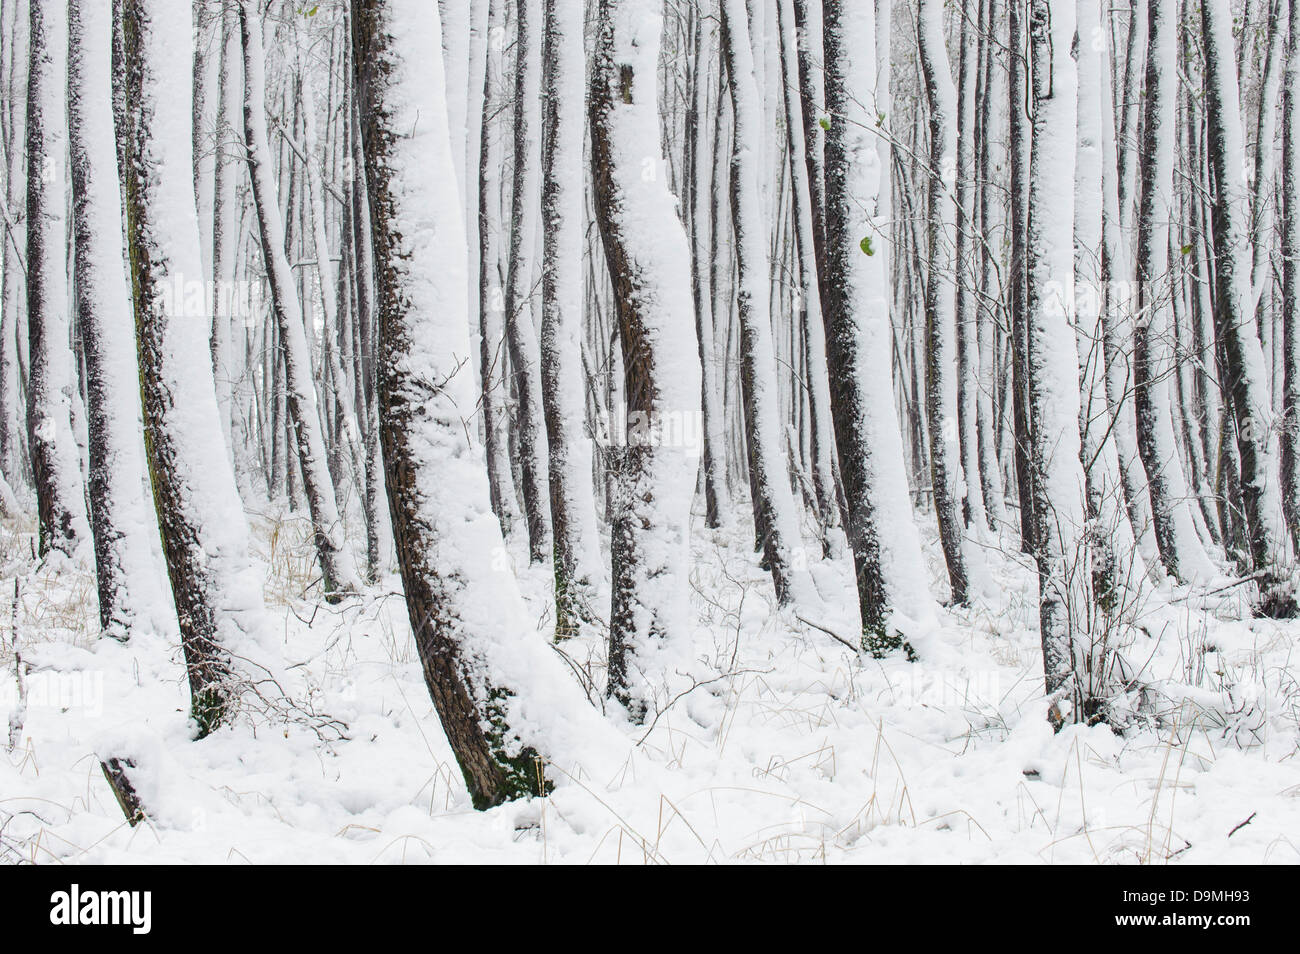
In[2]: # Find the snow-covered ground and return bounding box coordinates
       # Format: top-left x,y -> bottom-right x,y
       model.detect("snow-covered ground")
2,505 -> 1298,865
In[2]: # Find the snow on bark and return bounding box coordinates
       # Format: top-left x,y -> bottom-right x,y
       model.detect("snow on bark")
590,0 -> 703,714
822,0 -> 934,648
954,5 -> 986,535
68,0 -> 174,639
505,0 -> 553,565
688,14 -> 728,530
792,0 -> 828,287
240,3 -> 360,599
720,0 -> 811,608
296,34 -> 365,508
976,0 -> 1008,532
776,0 -> 837,546
475,0 -> 519,542
209,0 -> 240,458
352,0 -> 627,807
1026,0 -> 1092,723
917,0 -> 970,604
1283,0 -> 1300,554
1099,39 -> 1165,586
26,0 -> 90,558
1200,0 -> 1293,604
540,0 -> 602,639
1132,0 -> 1218,585
0,0 -> 26,490
1008,0 -> 1036,553
1074,0 -> 1146,604
119,0 -> 268,734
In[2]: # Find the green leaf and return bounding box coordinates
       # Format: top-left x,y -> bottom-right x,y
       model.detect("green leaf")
860,236 -> 875,256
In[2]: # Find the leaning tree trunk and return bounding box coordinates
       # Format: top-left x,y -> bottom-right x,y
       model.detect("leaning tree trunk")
590,0 -> 703,715
540,0 -> 602,639
917,0 -> 969,604
821,0 -> 933,651
1200,0 -> 1293,610
119,0 -> 267,735
69,0 -> 168,638
26,0 -> 89,558
720,0 -> 808,607
240,4 -> 360,599
353,0 -> 570,807
1132,0 -> 1218,584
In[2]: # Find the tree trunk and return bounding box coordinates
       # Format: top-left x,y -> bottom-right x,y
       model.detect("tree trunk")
1200,0 -> 1293,608
1026,0 -> 1092,725
69,0 -> 169,638
505,0 -> 552,565
720,0 -> 808,607
26,0 -> 89,558
352,0 -> 554,808
590,0 -> 702,714
821,0 -> 933,650
917,0 -> 969,604
119,0 -> 266,735
240,4 -> 360,599
540,0 -> 601,639
1132,0 -> 1218,584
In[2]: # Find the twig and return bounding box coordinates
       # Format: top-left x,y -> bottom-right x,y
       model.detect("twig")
1228,812 -> 1256,837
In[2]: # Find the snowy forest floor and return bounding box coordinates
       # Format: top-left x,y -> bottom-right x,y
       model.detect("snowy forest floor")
2,503 -> 1299,864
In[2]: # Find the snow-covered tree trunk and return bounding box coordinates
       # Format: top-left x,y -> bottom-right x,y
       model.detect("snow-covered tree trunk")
976,0 -> 1008,532
821,0 -> 933,649
352,0 -> 621,808
505,0 -> 552,565
953,3 -> 985,534
0,0 -> 26,491
1008,0 -> 1036,553
540,0 -> 601,638
476,0 -> 519,541
776,0 -> 835,545
68,0 -> 169,638
917,0 -> 969,604
720,0 -> 808,607
792,0 -> 827,296
688,12 -> 728,530
1075,0 -> 1144,605
349,96 -> 393,580
1099,42 -> 1164,583
209,0 -> 239,458
240,2 -> 359,599
1026,0 -> 1091,724
1200,0 -> 1293,607
119,0 -> 266,734
296,37 -> 365,506
1132,0 -> 1217,584
590,0 -> 702,713
1283,0 -> 1300,554
26,0 -> 89,558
